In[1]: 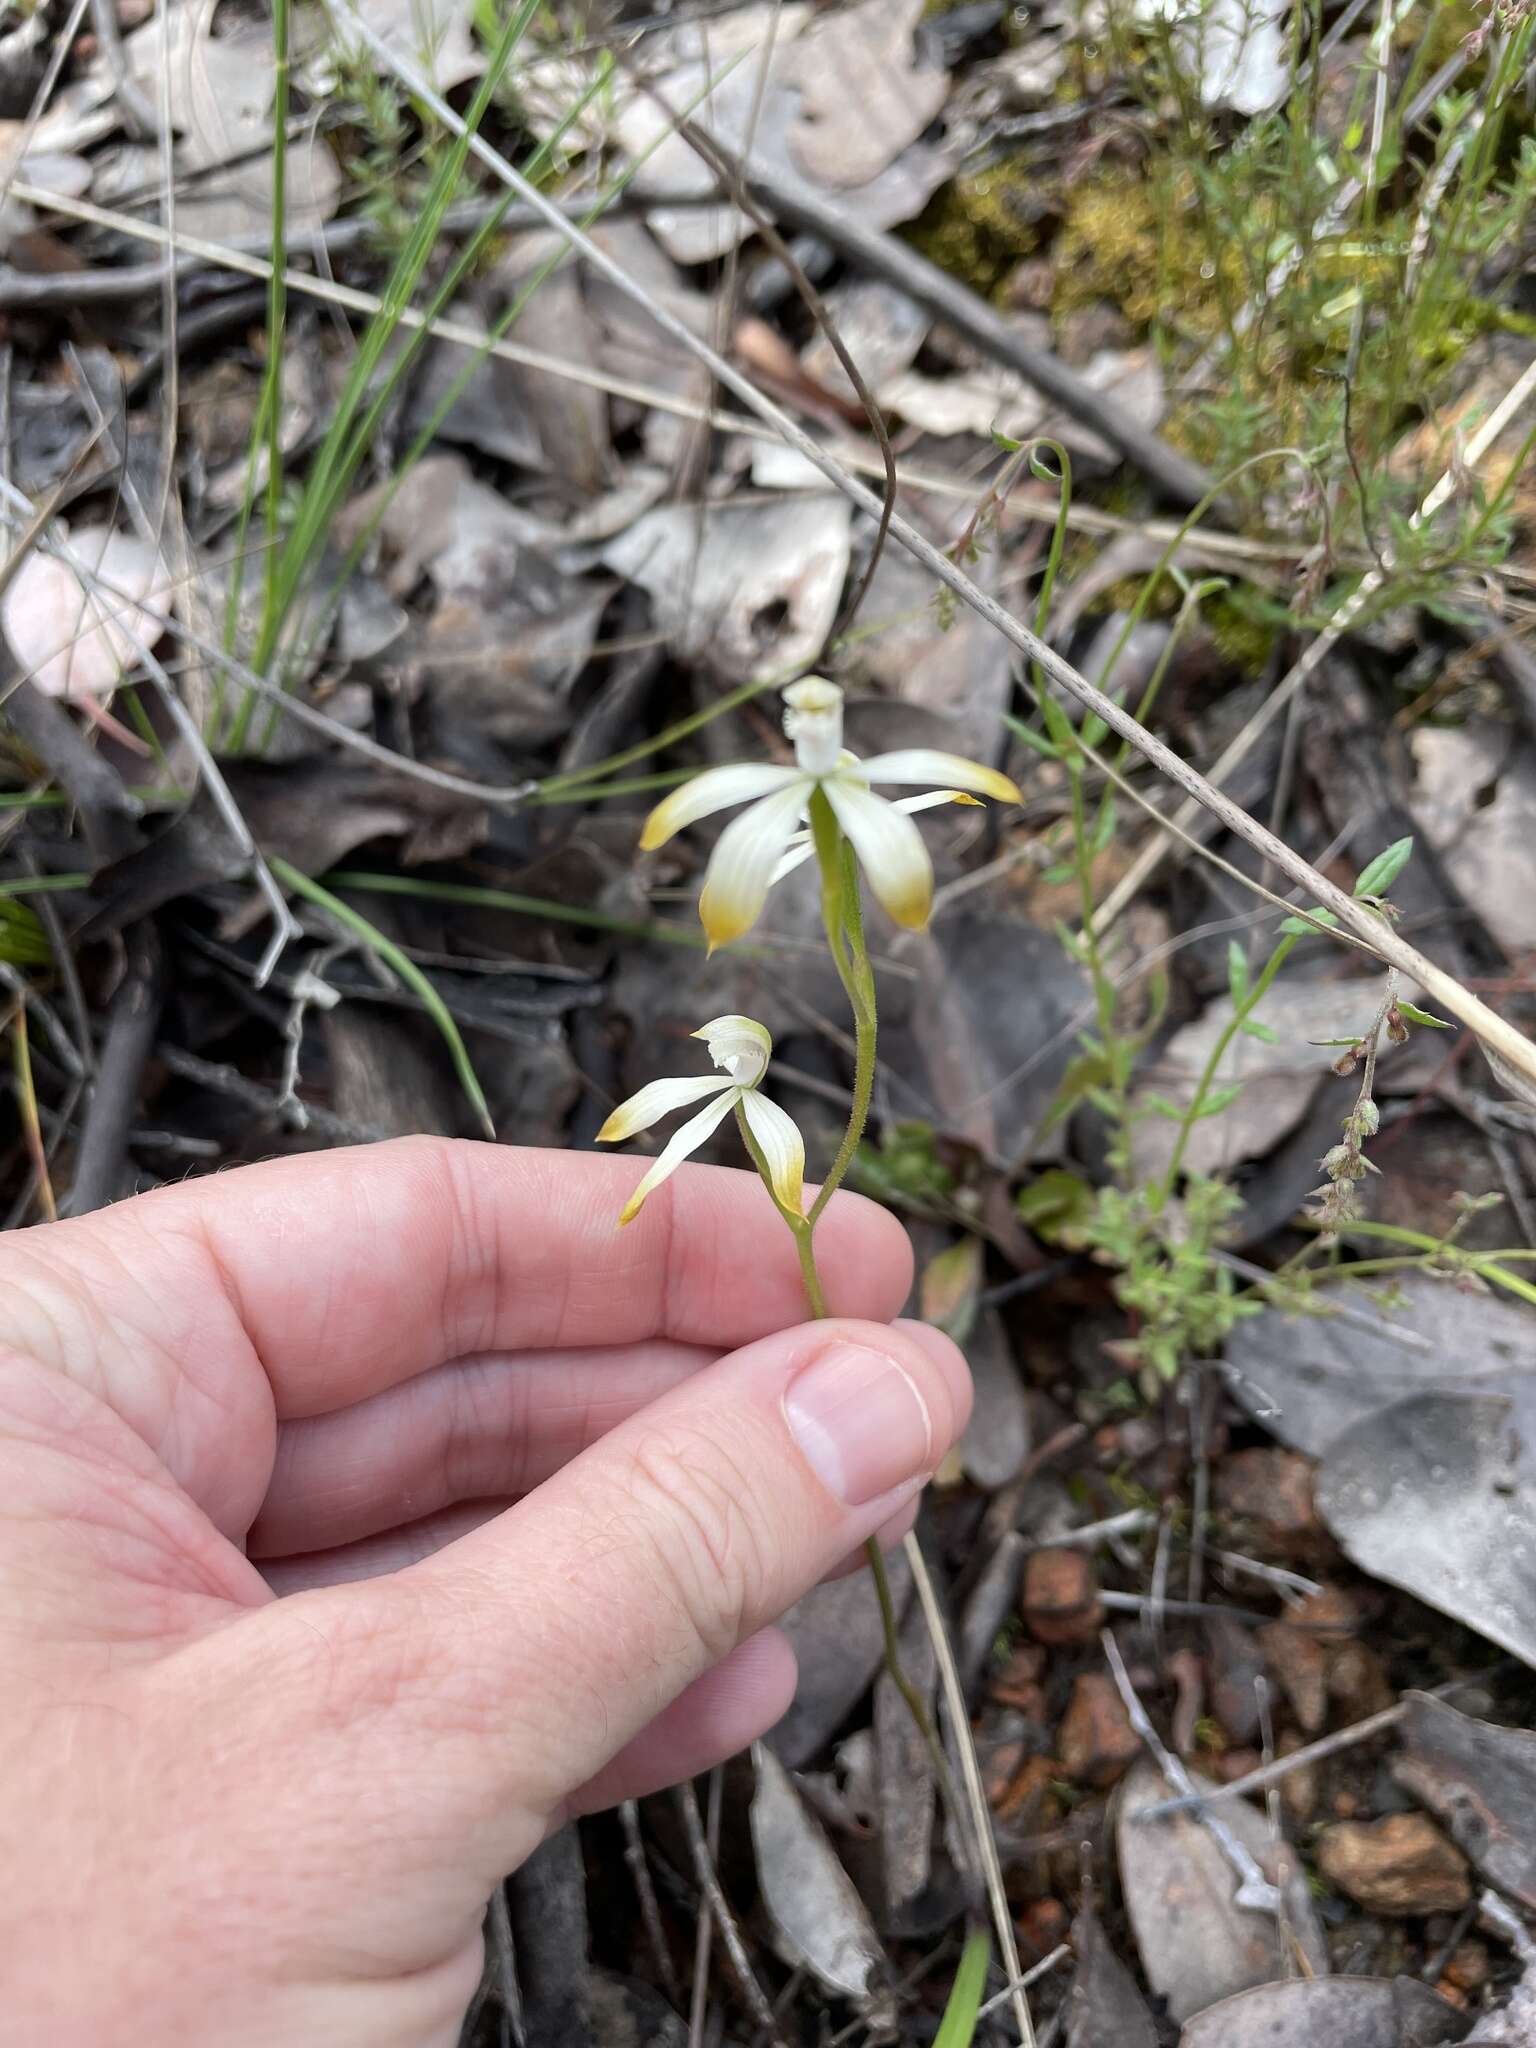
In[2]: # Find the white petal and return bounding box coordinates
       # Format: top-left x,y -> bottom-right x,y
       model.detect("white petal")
769,832 -> 816,885
692,1015 -> 772,1087
639,762 -> 803,851
740,1087 -> 805,1216
618,1088 -> 740,1225
597,1073 -> 733,1144
893,790 -> 984,816
857,749 -> 1021,803
824,780 -> 934,930
698,782 -> 809,948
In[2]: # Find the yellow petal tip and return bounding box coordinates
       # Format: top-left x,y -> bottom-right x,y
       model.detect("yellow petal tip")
618,1192 -> 644,1225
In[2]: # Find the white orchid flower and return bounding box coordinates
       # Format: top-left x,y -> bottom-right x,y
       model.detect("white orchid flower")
597,1015 -> 804,1225
640,678 -> 1021,948
769,788 -> 983,885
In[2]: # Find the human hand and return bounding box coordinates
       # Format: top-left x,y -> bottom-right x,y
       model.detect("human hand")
0,1138 -> 969,2045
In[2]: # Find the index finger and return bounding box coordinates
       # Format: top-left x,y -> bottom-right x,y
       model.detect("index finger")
18,1138 -> 913,1418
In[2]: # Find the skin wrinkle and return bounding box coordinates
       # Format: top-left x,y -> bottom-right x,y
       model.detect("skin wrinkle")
250,1341 -> 716,1557
0,1141 -> 961,2045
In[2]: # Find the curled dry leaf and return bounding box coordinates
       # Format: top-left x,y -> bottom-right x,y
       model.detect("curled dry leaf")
2,525 -> 173,701
749,1743 -> 889,2013
1411,724 -> 1536,959
782,0 -> 949,190
602,498 -> 851,684
1395,1690 -> 1536,1912
611,3 -> 951,267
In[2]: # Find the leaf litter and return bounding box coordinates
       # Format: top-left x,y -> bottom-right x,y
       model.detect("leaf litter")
7,0 -> 1536,2041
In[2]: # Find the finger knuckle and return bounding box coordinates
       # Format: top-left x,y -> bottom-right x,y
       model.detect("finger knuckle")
623,1427 -> 765,1666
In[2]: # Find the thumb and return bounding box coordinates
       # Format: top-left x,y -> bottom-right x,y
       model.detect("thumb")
304,1314 -> 969,1868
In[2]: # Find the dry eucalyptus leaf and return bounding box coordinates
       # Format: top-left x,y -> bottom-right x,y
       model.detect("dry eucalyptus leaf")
3,525 -> 173,700
783,0 -> 949,190
1178,1975 -> 1470,2047
602,498 -> 850,683
957,1310 -> 1031,1489
750,1744 -> 888,2009
1117,1760 -> 1328,2023
768,1549 -> 914,1767
1129,973 -> 1403,1185
127,9 -> 340,238
1395,1691 -> 1536,1911
612,5 -> 950,266
799,281 -> 931,405
849,543 -> 1012,766
1317,1391 -> 1536,1671
1411,724 -> 1536,958
1066,1903 -> 1158,2048
361,0 -> 483,89
1224,1273 -> 1536,1459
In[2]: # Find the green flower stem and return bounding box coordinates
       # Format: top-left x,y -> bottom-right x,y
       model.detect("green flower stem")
1155,933 -> 1297,1207
806,792 -> 877,1227
734,1101 -> 826,1317
739,788 -> 963,1823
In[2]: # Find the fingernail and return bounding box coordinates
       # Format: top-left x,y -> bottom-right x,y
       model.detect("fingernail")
783,1341 -> 934,1507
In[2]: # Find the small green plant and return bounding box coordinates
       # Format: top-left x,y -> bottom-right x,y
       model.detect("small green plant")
1088,0 -> 1536,608
1017,579 -> 1456,1390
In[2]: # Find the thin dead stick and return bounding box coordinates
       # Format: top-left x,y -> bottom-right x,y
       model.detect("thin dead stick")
1101,1629 -> 1283,1916
975,1945 -> 1074,2023
321,4 -> 1536,1095
619,1801 -> 680,2008
674,1778 -> 784,2048
60,919 -> 163,1217
1095,349 -> 1536,935
904,1532 -> 1036,2048
1135,1699 -> 1408,1821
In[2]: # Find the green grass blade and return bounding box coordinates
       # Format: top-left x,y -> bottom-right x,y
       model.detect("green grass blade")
935,1927 -> 991,2048
269,856 -> 496,1138
323,868 -> 707,948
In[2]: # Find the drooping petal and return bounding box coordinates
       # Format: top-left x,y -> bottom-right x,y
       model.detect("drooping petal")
698,782 -> 810,948
769,833 -> 816,885
856,749 -> 1022,804
740,1087 -> 806,1217
618,1087 -> 741,1225
824,779 -> 935,930
893,789 -> 985,814
597,1072 -> 736,1144
639,762 -> 803,851
692,1015 -> 772,1088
